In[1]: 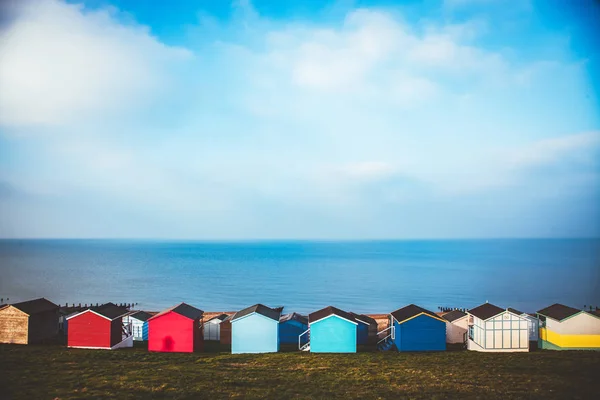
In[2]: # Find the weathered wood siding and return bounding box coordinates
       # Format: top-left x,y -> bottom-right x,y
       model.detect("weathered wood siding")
0,306 -> 29,345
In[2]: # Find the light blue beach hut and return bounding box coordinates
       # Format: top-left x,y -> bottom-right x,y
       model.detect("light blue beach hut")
231,304 -> 281,354
305,306 -> 358,353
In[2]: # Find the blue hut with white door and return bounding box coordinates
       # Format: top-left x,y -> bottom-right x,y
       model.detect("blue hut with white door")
231,304 -> 281,354
387,304 -> 446,352
306,306 -> 358,353
279,312 -> 308,345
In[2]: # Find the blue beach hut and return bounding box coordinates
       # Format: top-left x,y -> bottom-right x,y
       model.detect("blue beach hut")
279,312 -> 308,345
350,312 -> 378,345
388,304 -> 446,352
231,304 -> 281,354
306,306 -> 358,353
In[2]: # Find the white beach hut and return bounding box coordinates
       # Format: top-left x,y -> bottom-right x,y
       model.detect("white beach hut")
204,314 -> 229,341
123,311 -> 152,341
508,308 -> 539,349
442,310 -> 469,344
466,302 -> 530,352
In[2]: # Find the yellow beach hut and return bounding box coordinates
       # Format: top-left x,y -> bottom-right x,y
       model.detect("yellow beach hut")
537,304 -> 600,350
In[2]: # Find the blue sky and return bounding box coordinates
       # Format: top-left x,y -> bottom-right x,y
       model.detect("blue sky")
0,0 -> 599,239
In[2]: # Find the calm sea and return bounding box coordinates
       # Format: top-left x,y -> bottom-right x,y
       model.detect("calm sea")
0,239 -> 598,314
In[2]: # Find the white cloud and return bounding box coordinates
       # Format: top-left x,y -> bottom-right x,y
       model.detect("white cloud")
506,131 -> 600,170
0,0 -> 191,128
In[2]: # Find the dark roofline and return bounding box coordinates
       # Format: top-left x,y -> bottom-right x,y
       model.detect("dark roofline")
442,310 -> 467,323
536,303 -> 584,321
231,304 -> 281,322
468,303 -> 505,320
10,298 -> 59,315
308,306 -> 357,324
148,303 -> 204,321
390,304 -> 443,324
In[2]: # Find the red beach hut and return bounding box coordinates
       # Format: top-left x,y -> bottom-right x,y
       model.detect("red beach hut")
148,303 -> 204,353
66,303 -> 132,350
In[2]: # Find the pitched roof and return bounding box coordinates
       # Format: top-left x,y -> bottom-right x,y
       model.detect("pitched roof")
309,306 -> 357,324
128,310 -> 152,322
443,310 -> 467,322
537,303 -> 581,321
279,312 -> 308,325
507,307 -> 524,316
10,298 -> 58,315
149,303 -> 204,321
350,312 -> 377,326
91,302 -> 130,320
207,313 -> 230,323
468,303 -> 504,320
231,304 -> 281,322
391,304 -> 442,323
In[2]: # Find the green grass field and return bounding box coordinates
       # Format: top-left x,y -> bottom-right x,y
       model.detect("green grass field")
0,342 -> 598,399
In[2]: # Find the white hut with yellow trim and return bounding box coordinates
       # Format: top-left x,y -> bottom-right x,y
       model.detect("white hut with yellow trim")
537,304 -> 600,350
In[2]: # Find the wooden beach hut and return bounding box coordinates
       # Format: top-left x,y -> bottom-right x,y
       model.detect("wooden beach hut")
220,314 -> 232,345
148,303 -> 204,353
123,311 -> 152,341
279,312 -> 308,345
466,302 -> 529,352
508,308 -> 539,350
66,303 -> 133,350
537,303 -> 600,350
388,304 -> 446,352
306,306 -> 358,353
204,313 -> 229,341
443,310 -> 469,344
231,304 -> 281,354
0,298 -> 59,345
350,312 -> 378,345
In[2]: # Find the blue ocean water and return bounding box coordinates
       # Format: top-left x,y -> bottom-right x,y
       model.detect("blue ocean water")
0,239 -> 598,314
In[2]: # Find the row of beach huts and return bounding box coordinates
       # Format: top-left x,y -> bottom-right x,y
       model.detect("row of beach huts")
1,298 -> 599,353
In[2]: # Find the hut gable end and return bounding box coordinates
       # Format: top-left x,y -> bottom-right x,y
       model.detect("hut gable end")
0,306 -> 29,344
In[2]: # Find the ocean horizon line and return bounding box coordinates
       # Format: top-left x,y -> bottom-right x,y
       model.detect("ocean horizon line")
1,237 -> 598,243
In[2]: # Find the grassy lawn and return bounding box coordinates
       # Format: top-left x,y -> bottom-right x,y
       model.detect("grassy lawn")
0,342 -> 598,399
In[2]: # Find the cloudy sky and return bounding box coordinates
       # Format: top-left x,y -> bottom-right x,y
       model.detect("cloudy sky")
0,0 -> 598,239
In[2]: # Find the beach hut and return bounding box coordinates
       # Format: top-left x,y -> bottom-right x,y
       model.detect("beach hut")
279,312 -> 308,345
350,312 -> 378,345
148,303 -> 204,353
442,310 -> 468,344
306,306 -> 358,353
220,315 -> 232,345
508,308 -> 539,350
66,303 -> 133,350
466,302 -> 529,352
123,311 -> 152,341
388,304 -> 446,352
204,313 -> 229,341
231,304 -> 281,354
0,298 -> 59,345
537,303 -> 600,350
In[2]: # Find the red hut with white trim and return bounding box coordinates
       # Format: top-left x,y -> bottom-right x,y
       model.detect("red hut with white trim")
148,303 -> 204,353
66,303 -> 133,350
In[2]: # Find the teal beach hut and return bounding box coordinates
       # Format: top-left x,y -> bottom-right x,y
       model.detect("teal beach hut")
387,304 -> 446,352
306,306 -> 358,353
231,304 -> 281,354
279,312 -> 308,345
